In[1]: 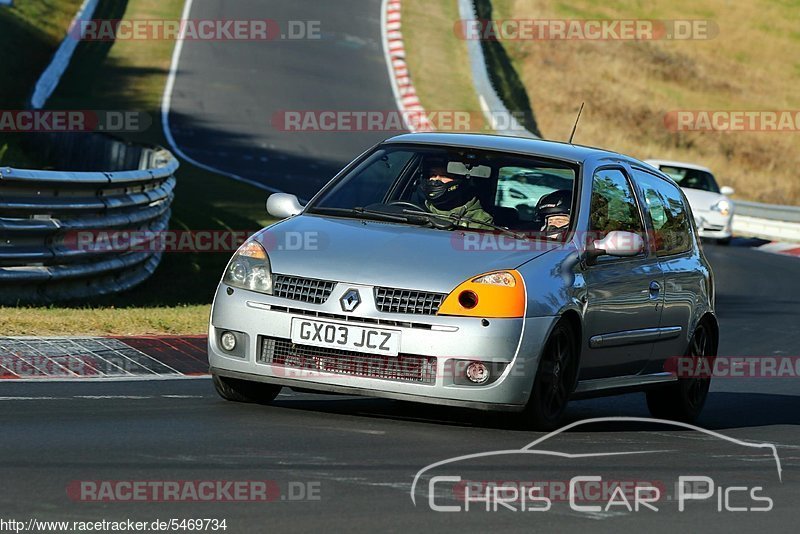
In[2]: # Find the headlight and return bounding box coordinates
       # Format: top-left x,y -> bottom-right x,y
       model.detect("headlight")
437,270 -> 525,318
222,240 -> 273,294
711,199 -> 731,216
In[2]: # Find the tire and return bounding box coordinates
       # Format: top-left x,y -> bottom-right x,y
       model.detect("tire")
716,237 -> 731,246
522,319 -> 578,431
646,322 -> 715,423
213,373 -> 282,404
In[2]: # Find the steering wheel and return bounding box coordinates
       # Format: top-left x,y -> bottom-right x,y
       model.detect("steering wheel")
388,201 -> 425,211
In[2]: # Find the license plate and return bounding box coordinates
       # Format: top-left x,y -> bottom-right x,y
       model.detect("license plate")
290,318 -> 401,356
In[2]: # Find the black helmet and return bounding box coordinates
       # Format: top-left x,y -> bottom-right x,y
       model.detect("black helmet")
420,157 -> 470,210
536,189 -> 572,218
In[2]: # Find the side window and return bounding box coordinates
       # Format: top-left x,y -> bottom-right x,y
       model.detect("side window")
589,168 -> 644,240
633,170 -> 693,256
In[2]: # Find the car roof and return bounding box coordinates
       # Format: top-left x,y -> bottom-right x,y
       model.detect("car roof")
383,132 -> 640,165
645,159 -> 713,173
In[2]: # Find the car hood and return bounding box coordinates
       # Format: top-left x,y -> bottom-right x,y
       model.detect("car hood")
681,188 -> 727,212
254,214 -> 556,293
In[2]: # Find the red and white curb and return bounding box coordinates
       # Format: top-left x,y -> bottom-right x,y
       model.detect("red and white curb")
755,241 -> 800,258
382,0 -> 434,132
0,336 -> 209,381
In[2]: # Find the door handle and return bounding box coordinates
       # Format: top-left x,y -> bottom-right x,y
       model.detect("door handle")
649,281 -> 661,299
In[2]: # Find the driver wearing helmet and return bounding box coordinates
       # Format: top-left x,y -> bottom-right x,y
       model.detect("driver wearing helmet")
419,157 -> 494,230
536,189 -> 572,239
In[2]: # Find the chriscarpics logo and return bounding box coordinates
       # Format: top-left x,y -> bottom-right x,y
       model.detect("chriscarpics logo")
411,417 -> 782,515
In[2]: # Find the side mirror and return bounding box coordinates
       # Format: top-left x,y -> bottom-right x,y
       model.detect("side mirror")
586,231 -> 644,264
266,193 -> 303,218
720,186 -> 735,196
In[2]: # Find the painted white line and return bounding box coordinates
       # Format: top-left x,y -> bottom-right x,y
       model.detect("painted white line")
75,395 -> 151,399
755,241 -> 800,258
0,397 -> 60,401
313,426 -> 387,436
0,394 -> 208,401
30,0 -> 100,108
0,375 -> 210,383
160,0 -> 282,194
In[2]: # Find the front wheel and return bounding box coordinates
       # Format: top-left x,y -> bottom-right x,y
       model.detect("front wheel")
522,319 -> 578,431
213,373 -> 282,404
646,322 -> 715,423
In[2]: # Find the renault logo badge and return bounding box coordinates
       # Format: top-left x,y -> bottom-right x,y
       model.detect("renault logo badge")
340,288 -> 361,312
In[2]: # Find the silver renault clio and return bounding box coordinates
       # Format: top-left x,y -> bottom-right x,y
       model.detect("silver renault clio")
208,133 -> 718,429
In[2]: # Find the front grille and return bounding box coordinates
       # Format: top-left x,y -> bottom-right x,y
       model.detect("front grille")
374,287 -> 446,315
273,274 -> 336,304
258,336 -> 436,384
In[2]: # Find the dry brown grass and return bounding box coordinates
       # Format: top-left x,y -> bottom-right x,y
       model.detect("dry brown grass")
489,0 -> 800,204
0,305 -> 209,336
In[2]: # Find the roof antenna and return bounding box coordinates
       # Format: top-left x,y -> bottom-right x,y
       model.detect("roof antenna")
568,102 -> 585,144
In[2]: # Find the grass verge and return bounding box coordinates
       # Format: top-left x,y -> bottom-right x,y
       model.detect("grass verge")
0,0 -> 274,335
0,0 -> 83,166
491,0 -> 800,204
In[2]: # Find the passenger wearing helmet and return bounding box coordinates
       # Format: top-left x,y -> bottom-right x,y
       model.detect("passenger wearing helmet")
537,189 -> 572,239
419,158 -> 494,230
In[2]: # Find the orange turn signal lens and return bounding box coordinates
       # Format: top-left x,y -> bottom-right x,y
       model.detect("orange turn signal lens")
238,240 -> 268,260
437,270 -> 525,318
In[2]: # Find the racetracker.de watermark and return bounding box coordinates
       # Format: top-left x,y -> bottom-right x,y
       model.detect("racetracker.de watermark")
0,110 -> 150,133
666,356 -> 800,378
63,230 -> 325,253
66,480 -> 321,502
70,19 -> 320,41
270,110 -> 530,132
664,110 -> 800,132
454,19 -> 718,41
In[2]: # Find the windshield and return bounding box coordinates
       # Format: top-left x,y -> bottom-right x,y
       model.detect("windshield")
307,144 -> 578,240
658,165 -> 720,194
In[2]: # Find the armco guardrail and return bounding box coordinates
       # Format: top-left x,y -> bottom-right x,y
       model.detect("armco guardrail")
0,140 -> 177,304
733,201 -> 800,243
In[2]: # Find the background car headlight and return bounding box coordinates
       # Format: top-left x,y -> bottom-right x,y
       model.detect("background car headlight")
438,270 -> 525,318
222,240 -> 273,294
711,199 -> 731,216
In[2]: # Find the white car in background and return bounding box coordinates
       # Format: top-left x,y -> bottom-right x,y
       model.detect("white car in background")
645,160 -> 735,244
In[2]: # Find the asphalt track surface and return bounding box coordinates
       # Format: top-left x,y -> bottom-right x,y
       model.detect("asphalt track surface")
166,0 -> 398,200
3,254 -> 799,533
4,1 -> 799,532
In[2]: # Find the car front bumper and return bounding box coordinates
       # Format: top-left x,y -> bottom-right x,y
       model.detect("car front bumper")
208,284 -> 557,411
694,210 -> 733,239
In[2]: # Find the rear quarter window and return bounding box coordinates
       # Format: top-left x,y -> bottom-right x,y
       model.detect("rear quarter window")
633,169 -> 694,256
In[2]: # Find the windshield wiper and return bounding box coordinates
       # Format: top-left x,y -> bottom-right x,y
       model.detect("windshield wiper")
351,206 -> 420,223
399,208 -> 530,240
308,206 -> 440,228
307,206 -> 412,223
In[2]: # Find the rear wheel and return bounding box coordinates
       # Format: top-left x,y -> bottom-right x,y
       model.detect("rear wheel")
646,322 -> 715,422
213,373 -> 282,404
523,320 -> 578,430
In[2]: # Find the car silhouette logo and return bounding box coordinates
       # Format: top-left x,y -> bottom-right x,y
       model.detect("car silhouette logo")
340,288 -> 361,312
